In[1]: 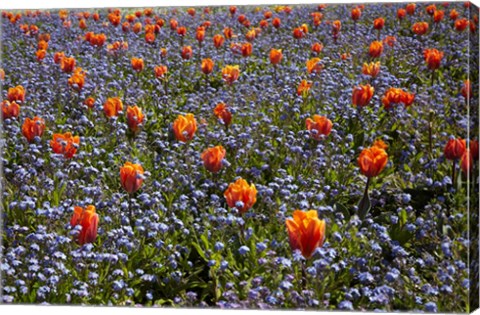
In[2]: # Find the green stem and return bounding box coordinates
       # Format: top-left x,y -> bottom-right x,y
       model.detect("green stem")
128,193 -> 134,229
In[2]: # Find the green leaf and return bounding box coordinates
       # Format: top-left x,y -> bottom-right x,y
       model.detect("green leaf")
399,209 -> 408,227
357,191 -> 371,221
334,203 -> 351,221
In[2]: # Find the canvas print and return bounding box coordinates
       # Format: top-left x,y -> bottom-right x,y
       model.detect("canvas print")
0,1 -> 479,312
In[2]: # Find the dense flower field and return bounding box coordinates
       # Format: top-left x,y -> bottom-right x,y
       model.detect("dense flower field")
1,2 -> 479,312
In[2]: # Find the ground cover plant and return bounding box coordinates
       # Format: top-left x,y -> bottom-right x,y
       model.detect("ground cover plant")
1,2 -> 479,312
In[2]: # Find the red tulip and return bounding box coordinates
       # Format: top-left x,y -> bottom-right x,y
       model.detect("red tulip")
22,117 -> 45,143
213,103 -> 232,127
352,84 -> 374,107
2,100 -> 20,120
306,115 -> 332,140
224,178 -> 257,214
286,210 -> 326,259
444,138 -> 466,160
201,146 -> 226,173
120,162 -> 144,194
50,132 -> 80,158
71,205 -> 99,245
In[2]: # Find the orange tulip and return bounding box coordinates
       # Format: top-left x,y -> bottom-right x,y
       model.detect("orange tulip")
223,27 -> 233,39
373,139 -> 388,150
8,85 -> 25,103
103,97 -> 123,118
126,105 -> 145,133
224,178 -> 257,214
462,80 -> 471,99
79,18 -> 87,29
412,22 -> 429,35
469,19 -> 476,33
173,113 -> 197,142
132,22 -> 142,34
306,58 -> 322,74
269,49 -> 282,65
369,41 -> 383,58
272,17 -> 281,28
351,7 -> 361,21
121,22 -> 130,33
213,103 -> 232,127
194,26 -> 205,43
38,40 -> 48,50
238,14 -> 247,24
60,56 -> 76,73
301,23 -> 309,34
358,145 -> 388,178
84,97 -> 95,109
145,24 -> 155,34
306,115 -> 332,140
213,34 -> 225,48
160,48 -> 167,58
201,58 -> 214,75
293,27 -> 305,39
241,42 -> 252,57
126,14 -> 136,23
120,162 -> 144,194
373,17 -> 385,30
2,100 -> 20,120
68,68 -> 86,91
144,8 -> 153,16
397,8 -> 406,20
38,33 -> 50,42
71,205 -> 99,245
174,23 -> 185,34
352,84 -> 374,107
423,48 -> 444,70
145,32 -> 155,44
312,14 -> 322,27
444,138 -> 466,160
297,79 -> 312,96
222,65 -> 240,85
455,18 -> 469,31
201,146 -> 226,173
286,210 -> 326,259
36,49 -> 46,62
154,65 -> 168,79
91,33 -> 107,47
50,132 -> 80,158
433,10 -> 444,23
0,68 -> 4,81
460,149 -> 473,175
22,117 -> 45,143
362,61 -> 381,78
332,20 -> 342,35
311,42 -> 323,54
187,8 -> 196,17
177,26 -> 187,36
181,46 -> 193,60
108,12 -> 121,26
426,4 -> 437,16
382,88 -> 415,109
449,9 -> 459,21
131,57 -> 144,72
405,3 -> 417,15
383,36 -> 396,48
170,18 -> 178,30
